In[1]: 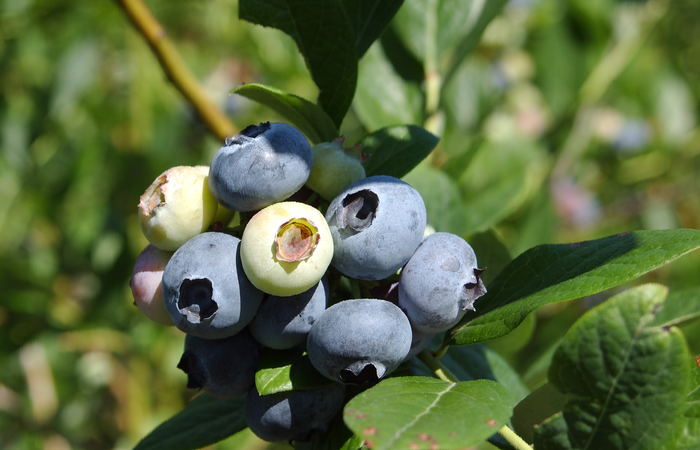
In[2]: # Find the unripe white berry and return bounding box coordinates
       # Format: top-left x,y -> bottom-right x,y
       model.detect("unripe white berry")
240,202 -> 333,297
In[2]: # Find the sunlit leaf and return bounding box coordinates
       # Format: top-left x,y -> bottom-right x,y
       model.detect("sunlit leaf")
231,83 -> 338,144
446,229 -> 700,346
343,377 -> 513,450
255,348 -> 336,395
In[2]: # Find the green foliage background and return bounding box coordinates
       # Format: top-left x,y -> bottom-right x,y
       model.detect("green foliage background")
1,0 -> 700,448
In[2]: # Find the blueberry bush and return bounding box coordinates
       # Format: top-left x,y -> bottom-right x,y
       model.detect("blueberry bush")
2,0 -> 700,450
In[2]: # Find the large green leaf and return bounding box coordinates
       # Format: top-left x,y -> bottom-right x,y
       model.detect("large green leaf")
660,366 -> 700,450
255,347 -> 336,395
534,413 -> 574,450
535,284 -> 691,450
239,0 -> 357,128
343,377 -> 513,450
133,394 -> 246,450
353,43 -> 423,130
651,286 -> 700,327
231,83 -> 338,144
445,229 -> 700,346
360,125 -> 438,179
341,0 -> 404,58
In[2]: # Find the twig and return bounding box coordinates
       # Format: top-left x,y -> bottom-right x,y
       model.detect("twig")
115,0 -> 237,141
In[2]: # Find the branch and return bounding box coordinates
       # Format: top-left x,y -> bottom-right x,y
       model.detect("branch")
115,0 -> 237,141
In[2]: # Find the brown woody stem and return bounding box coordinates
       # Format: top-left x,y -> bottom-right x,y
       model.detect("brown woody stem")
115,0 -> 237,141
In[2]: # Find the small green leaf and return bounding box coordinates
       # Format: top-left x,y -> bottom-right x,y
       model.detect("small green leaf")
255,348 -> 336,395
360,125 -> 438,179
544,284 -> 690,450
239,0 -> 357,128
343,377 -> 513,450
354,43 -> 423,130
341,0 -> 403,58
133,394 -> 246,450
231,83 -> 338,144
511,383 -> 569,444
446,229 -> 700,346
651,286 -> 700,327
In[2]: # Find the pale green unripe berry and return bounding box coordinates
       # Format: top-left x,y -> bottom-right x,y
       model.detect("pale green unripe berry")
305,137 -> 366,201
138,166 -> 218,251
240,202 -> 333,297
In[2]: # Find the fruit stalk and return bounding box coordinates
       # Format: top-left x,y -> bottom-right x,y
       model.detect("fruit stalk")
115,0 -> 236,141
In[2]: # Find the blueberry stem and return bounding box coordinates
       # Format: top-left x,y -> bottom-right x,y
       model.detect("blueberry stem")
418,349 -> 533,450
417,349 -> 457,383
497,424 -> 534,450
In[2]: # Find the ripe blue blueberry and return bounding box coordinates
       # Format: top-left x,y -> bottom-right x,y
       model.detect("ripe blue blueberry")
208,122 -> 313,212
248,276 -> 329,350
306,298 -> 412,384
177,329 -> 261,399
325,176 -> 427,280
162,232 -> 264,339
245,383 -> 346,442
398,232 -> 487,333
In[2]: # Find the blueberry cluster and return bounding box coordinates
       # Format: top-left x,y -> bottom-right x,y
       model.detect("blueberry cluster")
130,122 -> 487,442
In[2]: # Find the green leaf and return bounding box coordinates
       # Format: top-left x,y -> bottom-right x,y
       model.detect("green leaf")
442,0 -> 508,87
392,0 -> 504,66
466,228 -> 512,287
255,347 -> 336,395
402,163 -> 468,235
533,413 -> 574,450
446,229 -> 700,346
343,377 -> 513,450
353,43 -> 423,130
659,366 -> 700,450
133,394 -> 246,450
651,286 -> 700,328
511,383 -> 569,444
360,125 -> 438,179
457,139 -> 549,234
341,0 -> 404,58
239,0 -> 357,128
441,344 -> 530,403
542,284 -> 691,450
231,83 -> 338,144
